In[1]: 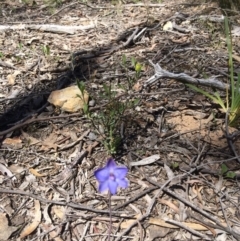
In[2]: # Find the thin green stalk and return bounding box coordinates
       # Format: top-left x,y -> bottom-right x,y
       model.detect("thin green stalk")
224,17 -> 234,105
108,191 -> 112,241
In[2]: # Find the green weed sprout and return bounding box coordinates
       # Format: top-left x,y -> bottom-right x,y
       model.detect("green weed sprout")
220,163 -> 236,179
42,45 -> 50,56
77,80 -> 89,116
187,17 -> 240,127
121,54 -> 143,89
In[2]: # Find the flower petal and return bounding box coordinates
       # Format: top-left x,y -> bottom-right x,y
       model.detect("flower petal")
108,180 -> 118,195
106,158 -> 117,169
114,166 -> 128,179
116,178 -> 129,189
94,167 -> 110,182
99,181 -> 109,193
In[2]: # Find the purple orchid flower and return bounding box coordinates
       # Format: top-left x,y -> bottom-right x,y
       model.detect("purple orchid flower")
94,158 -> 129,195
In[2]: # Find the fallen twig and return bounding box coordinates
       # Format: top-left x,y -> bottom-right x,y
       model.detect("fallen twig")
0,99 -> 112,136
0,113 -> 81,136
145,60 -> 228,91
0,24 -> 95,34
113,186 -> 158,211
58,130 -> 90,151
0,188 -> 125,216
0,60 -> 17,69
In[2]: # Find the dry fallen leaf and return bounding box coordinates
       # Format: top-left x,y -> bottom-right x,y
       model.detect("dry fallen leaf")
129,154 -> 160,167
7,70 -> 21,85
41,223 -> 64,241
149,217 -> 209,230
21,130 -> 40,145
40,132 -> 58,151
2,137 -> 23,149
120,214 -> 141,229
52,205 -> 65,220
159,199 -> 179,213
148,225 -> 171,239
29,168 -> 48,177
164,163 -> 174,180
8,164 -> 25,174
232,54 -> 240,63
20,200 -> 41,238
0,213 -> 18,240
132,81 -> 142,91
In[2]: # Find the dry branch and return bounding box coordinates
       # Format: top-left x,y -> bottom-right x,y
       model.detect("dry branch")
145,60 -> 228,91
192,15 -> 224,23
0,188 -> 122,216
0,24 -> 95,34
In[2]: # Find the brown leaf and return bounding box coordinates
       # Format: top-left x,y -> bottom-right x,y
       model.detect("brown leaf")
29,168 -> 48,177
149,218 -> 178,229
148,225 -> 171,239
41,223 -> 64,241
232,54 -> 240,63
52,206 -> 65,220
0,213 -> 18,240
149,218 -> 209,230
120,214 -> 141,229
21,130 -> 40,145
7,70 -> 21,85
132,81 -> 142,91
40,133 -> 58,151
2,137 -> 22,149
159,199 -> 179,213
20,200 -> 41,238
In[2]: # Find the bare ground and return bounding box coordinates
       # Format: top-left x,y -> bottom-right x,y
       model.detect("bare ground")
0,0 -> 240,240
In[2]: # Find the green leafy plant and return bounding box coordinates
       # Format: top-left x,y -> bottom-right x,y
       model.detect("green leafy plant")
187,17 -> 240,127
77,55 -> 142,155
77,80 -> 89,116
18,42 -> 23,50
121,54 -> 143,90
220,163 -> 236,179
42,45 -> 50,56
77,80 -> 137,155
131,56 -> 143,80
171,162 -> 179,170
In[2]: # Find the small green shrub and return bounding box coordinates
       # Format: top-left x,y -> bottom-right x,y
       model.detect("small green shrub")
77,80 -> 139,155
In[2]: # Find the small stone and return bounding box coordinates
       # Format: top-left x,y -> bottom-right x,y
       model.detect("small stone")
89,99 -> 95,107
88,132 -> 97,140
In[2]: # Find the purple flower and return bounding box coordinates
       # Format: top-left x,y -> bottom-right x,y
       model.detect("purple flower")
94,158 -> 129,195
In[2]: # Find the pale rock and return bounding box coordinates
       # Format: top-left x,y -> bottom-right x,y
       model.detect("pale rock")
48,85 -> 89,112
